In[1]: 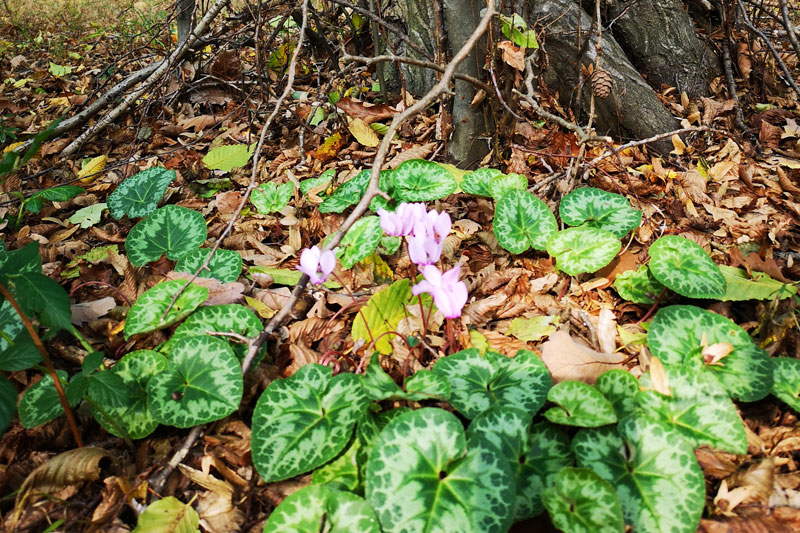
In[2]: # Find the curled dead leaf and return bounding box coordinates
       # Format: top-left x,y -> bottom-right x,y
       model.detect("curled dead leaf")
540,331 -> 626,384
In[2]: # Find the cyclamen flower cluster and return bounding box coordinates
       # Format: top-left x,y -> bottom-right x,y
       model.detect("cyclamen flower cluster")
296,246 -> 335,285
378,203 -> 468,319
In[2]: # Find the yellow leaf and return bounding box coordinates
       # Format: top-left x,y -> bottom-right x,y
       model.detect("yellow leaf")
671,134 -> 687,155
77,154 -> 107,183
246,296 -> 276,319
3,141 -> 23,154
347,117 -> 379,147
48,96 -> 71,108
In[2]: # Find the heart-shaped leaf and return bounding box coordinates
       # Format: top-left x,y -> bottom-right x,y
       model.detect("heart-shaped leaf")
299,168 -> 335,196
559,187 -> 641,238
318,169 -> 370,213
596,369 -> 639,419
572,414 -> 705,533
432,349 -> 552,419
493,190 -> 557,253
147,336 -> 242,428
771,358 -> 800,412
251,364 -> 369,482
69,203 -> 107,228
366,408 -> 515,533
311,435 -> 361,491
107,167 -> 176,219
90,350 -> 167,439
125,205 -> 207,267
337,216 -> 382,268
648,235 -> 725,299
488,172 -> 527,199
614,265 -> 665,304
392,159 -> 457,202
467,407 -> 573,520
648,305 -> 772,401
544,381 -> 618,427
165,304 -> 262,363
174,248 -> 242,283
547,226 -> 621,276
251,181 -> 294,214
0,299 -> 38,371
264,485 -> 380,533
203,144 -> 254,171
363,356 -> 450,402
123,280 -> 208,339
18,370 -> 71,428
542,467 -> 624,533
462,168 -> 503,197
637,365 -> 747,454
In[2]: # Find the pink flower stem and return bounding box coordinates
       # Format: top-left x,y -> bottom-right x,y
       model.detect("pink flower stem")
446,318 -> 455,355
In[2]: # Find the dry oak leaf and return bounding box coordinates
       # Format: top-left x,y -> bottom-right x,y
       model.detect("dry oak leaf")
336,96 -> 397,124
497,40 -> 525,71
540,330 -> 626,384
71,297 -> 116,326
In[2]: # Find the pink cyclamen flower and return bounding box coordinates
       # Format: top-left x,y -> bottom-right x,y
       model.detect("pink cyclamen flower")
377,202 -> 427,236
297,246 -> 335,285
412,264 -> 468,319
407,233 -> 442,265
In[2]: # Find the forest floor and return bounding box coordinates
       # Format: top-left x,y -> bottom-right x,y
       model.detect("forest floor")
1,1 -> 800,532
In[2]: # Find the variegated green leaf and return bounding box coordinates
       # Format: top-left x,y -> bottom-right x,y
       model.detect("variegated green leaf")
559,187 -> 641,238
299,168 -> 334,196
123,280 -> 208,339
547,226 -> 620,276
337,216 -> 382,268
542,467 -> 624,533
379,235 -> 402,255
772,358 -> 800,412
175,248 -> 242,283
392,159 -> 457,202
18,370 -> 71,428
614,265 -> 665,304
572,414 -> 705,533
319,169 -> 370,213
638,366 -> 746,454
493,190 -> 557,254
366,408 -> 515,533
363,356 -> 450,402
0,299 -> 38,371
432,349 -> 552,419
648,305 -> 772,401
251,181 -> 294,214
107,167 -> 176,219
648,235 -> 725,299
488,172 -> 527,199
264,485 -> 380,533
125,205 -> 207,267
163,304 -> 262,363
311,435 -> 361,491
462,168 -> 503,197
544,381 -> 617,427
90,350 -> 167,439
251,364 -> 369,482
596,369 -> 639,419
147,336 -> 242,428
203,144 -> 254,171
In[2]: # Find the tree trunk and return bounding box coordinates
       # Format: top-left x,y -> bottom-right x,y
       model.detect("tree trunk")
177,0 -> 195,45
606,0 -> 719,97
383,0 -> 438,97
530,0 -> 679,153
443,0 -> 491,166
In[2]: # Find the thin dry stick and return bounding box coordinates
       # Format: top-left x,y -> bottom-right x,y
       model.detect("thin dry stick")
586,125 -> 709,167
0,282 -> 83,447
240,0 -> 499,374
779,0 -> 800,64
62,0 -> 233,156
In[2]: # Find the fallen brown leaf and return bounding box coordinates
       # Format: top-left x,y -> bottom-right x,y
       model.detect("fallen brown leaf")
540,330 -> 626,384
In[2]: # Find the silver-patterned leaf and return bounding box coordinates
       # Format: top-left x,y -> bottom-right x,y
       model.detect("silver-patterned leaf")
488,172 -> 527,199
542,467 -> 624,533
125,205 -> 207,267
462,168 -> 503,197
264,485 -> 380,533
337,216 -> 382,269
648,235 -> 725,299
251,181 -> 294,214
772,358 -> 800,412
123,280 -> 208,339
493,190 -> 557,253
392,159 -> 457,202
175,248 -> 242,283
18,370 -> 70,428
614,265 -> 665,304
544,381 -> 618,427
559,187 -> 641,238
547,226 -> 621,276
107,167 -> 176,219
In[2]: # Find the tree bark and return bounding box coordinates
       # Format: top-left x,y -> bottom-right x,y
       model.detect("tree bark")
383,0 -> 438,96
606,0 -> 719,97
531,0 -> 679,153
177,0 -> 195,45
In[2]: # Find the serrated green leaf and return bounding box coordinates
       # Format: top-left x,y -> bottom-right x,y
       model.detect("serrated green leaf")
251,181 -> 294,214
174,248 -> 242,283
366,408 -> 515,533
542,467 -> 624,533
572,414 -> 705,533
264,485 -> 380,533
147,336 -> 242,428
462,168 -> 503,197
123,280 -> 208,339
493,190 -> 557,253
648,305 -> 772,402
337,216 -> 382,268
203,144 -> 254,172
107,167 -> 176,219
392,159 -> 457,202
638,366 -> 747,454
544,381 -> 617,427
132,496 -> 199,533
547,226 -> 621,276
48,62 -> 72,77
125,205 -> 207,267
719,265 -> 797,301
379,235 -> 402,255
18,370 -> 70,428
432,348 -> 552,419
488,172 -> 527,199
595,369 -> 639,419
90,350 -> 167,439
69,203 -> 107,228
559,187 -> 642,238
352,279 -> 412,355
772,358 -> 800,412
648,235 -> 725,299
251,364 -> 369,482
614,265 -> 664,304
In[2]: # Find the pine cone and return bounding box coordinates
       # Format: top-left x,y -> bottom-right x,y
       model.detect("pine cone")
591,68 -> 613,99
